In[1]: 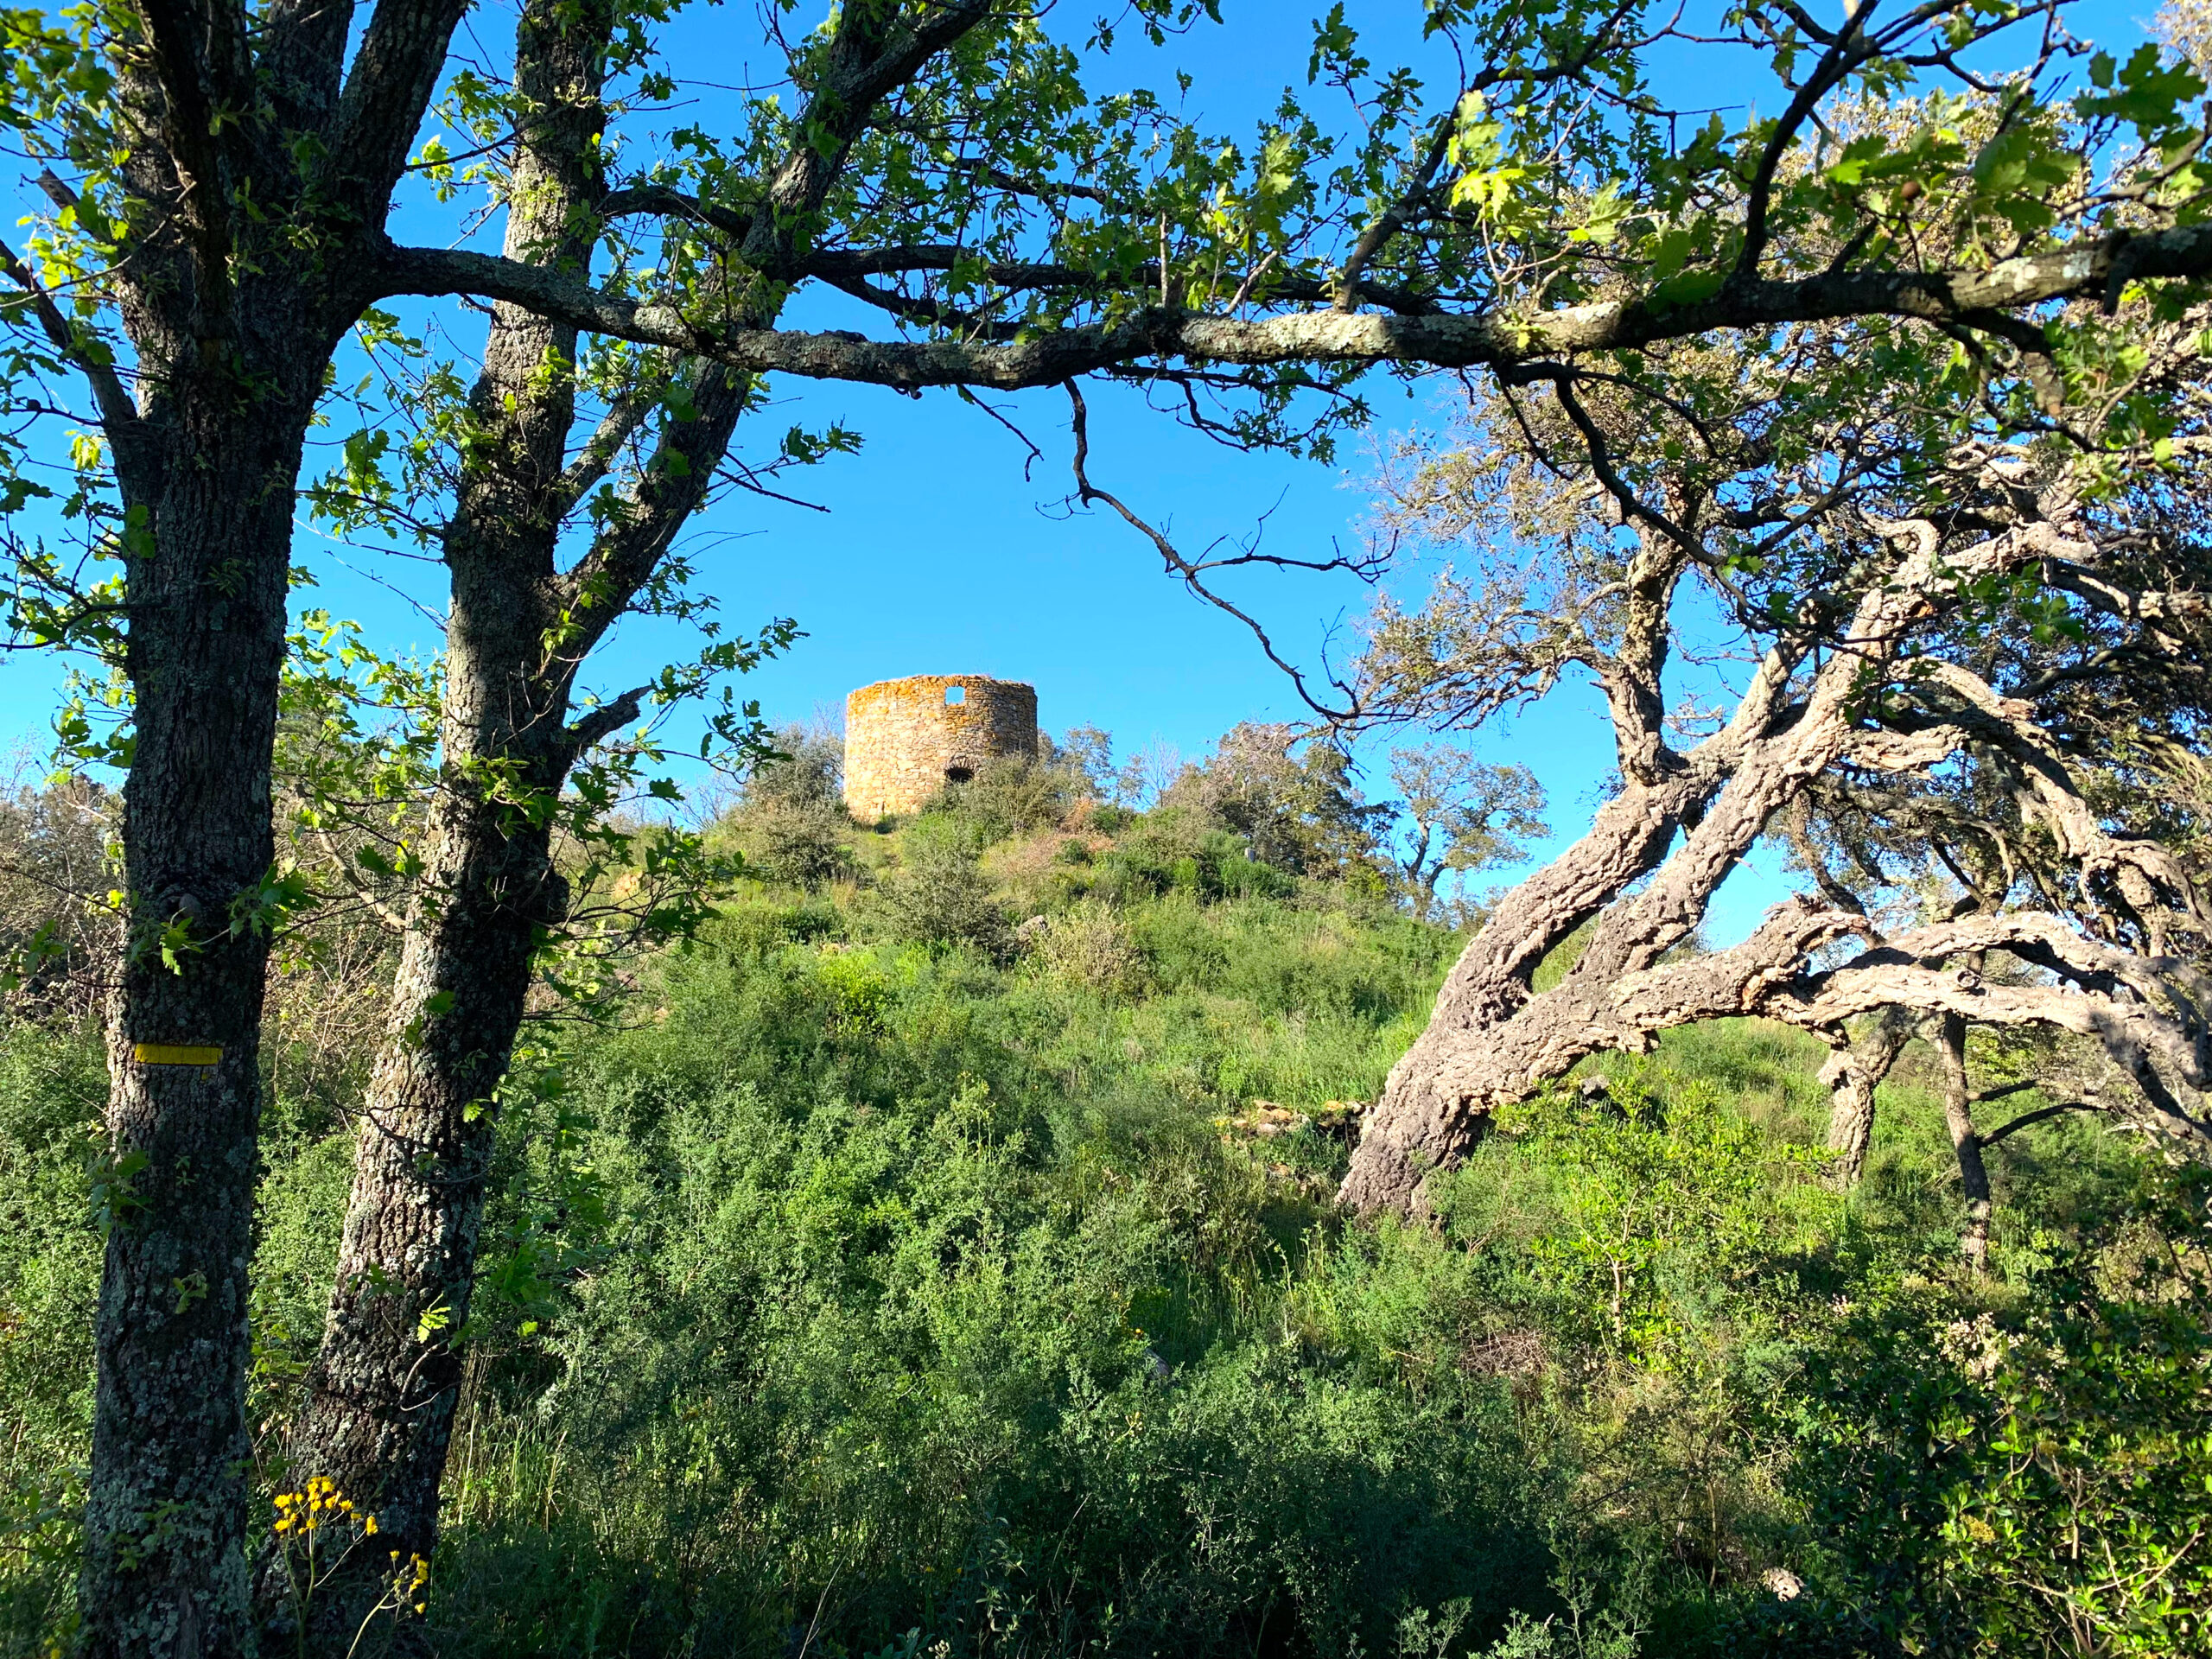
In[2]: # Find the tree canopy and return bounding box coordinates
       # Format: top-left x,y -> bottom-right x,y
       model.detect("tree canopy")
9,0 -> 2212,1650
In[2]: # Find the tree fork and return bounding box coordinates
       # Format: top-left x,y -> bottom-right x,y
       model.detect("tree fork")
1339,775 -> 1700,1212
1339,520 -> 2075,1213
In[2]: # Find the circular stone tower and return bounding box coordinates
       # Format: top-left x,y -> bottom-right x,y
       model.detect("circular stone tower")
843,674 -> 1039,820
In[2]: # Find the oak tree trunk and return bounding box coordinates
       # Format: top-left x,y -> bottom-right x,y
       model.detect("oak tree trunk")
1341,526 -> 2028,1213
276,2 -> 658,1632
272,10 -> 975,1635
81,374 -> 314,1659
1937,1013 -> 1993,1273
1820,1008 -> 1914,1185
1339,776 -> 1702,1211
278,773 -> 559,1630
277,19 -> 598,1600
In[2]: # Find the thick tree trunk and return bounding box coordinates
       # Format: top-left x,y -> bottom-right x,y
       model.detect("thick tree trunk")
60,0 -> 471,1646
80,384 -> 311,1659
1820,1008 -> 1914,1185
1341,776 -> 1705,1211
268,9 -> 609,1636
1356,899 -> 1865,1201
1341,522 -> 2056,1214
278,780 -> 557,1633
1936,1013 -> 1993,1273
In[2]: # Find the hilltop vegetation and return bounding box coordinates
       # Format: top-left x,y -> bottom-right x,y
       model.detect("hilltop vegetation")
14,0 -> 2212,1643
3,741 -> 2206,1657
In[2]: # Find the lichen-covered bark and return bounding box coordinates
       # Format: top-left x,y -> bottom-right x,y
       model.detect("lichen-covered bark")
1341,528 -> 1732,1211
1360,898 -> 1865,1166
274,0 -> 616,1627
276,4 -> 989,1640
1819,1008 -> 1914,1185
83,380 -> 315,1659
276,780 -> 563,1611
1338,774 -> 1713,1210
64,0 -> 475,1645
1356,885 -> 2212,1217
376,219 -> 2212,394
1342,521 -> 2076,1212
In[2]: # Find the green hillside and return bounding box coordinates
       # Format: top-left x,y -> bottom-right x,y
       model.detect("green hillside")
3,768 -> 2206,1657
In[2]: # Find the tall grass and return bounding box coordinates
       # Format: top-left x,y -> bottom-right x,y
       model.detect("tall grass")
2,829 -> 2202,1657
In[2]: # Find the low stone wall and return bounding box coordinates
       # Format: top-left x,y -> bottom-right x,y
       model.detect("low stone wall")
844,674 -> 1039,819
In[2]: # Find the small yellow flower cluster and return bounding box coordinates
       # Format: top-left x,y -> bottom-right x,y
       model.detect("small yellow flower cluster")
270,1475 -> 360,1535
386,1550 -> 431,1615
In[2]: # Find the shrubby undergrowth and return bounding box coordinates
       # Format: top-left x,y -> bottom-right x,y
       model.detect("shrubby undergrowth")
2,766 -> 2206,1656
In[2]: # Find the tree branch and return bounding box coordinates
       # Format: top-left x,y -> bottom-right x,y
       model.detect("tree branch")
334,0 -> 474,216
561,683 -> 652,759
0,236 -> 149,485
1064,380 -> 1361,721
132,0 -> 255,323
372,223 -> 2212,391
1978,1098 -> 2103,1149
798,246 -> 1436,314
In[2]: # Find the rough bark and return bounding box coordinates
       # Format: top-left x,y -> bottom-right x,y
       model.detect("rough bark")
1819,1007 -> 1915,1184
277,4 -> 988,1640
273,787 -> 565,1630
1370,898 -> 1867,1150
1340,524 -> 1743,1211
1344,519 -> 2054,1211
1339,774 -> 1711,1210
1767,924 -> 2212,1160
376,220 -> 2212,392
1356,885 -> 2212,1216
54,2 -> 473,1650
84,376 -> 316,1659
1923,661 -> 2210,953
275,0 -> 621,1629
1936,1012 -> 1993,1272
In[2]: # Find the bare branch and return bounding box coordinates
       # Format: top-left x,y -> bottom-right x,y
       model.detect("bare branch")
1978,1097 -> 2104,1149
1063,381 -> 1361,722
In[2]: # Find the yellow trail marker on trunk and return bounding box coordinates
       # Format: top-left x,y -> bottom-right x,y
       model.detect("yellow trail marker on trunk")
132,1044 -> 223,1066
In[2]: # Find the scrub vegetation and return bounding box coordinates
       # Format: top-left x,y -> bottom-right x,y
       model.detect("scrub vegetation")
3,742 -> 2203,1658
7,0 -> 2212,1645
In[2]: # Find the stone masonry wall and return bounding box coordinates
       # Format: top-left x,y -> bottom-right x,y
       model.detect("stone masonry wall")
844,674 -> 1039,819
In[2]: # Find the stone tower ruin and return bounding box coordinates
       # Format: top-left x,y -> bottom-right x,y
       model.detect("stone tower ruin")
843,674 -> 1039,819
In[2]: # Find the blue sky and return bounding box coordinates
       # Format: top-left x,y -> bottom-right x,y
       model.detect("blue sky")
0,0 -> 2167,938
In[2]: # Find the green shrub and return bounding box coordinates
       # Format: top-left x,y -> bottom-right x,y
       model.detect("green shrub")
719,726 -> 856,890
0,1022 -> 105,1654
927,755 -> 1084,843
871,834 -> 1011,958
747,796 -> 856,890
3,823 -> 2200,1659
1085,811 -> 1295,906
1024,900 -> 1147,997
1729,1168 -> 2212,1658
416,1068 -> 1562,1658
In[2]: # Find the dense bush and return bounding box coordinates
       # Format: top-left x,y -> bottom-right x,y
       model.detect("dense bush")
870,829 -> 1013,957
1731,1179 -> 2212,1659
929,753 -> 1086,844
721,726 -> 856,891
2,786 -> 2202,1658
1025,900 -> 1147,996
